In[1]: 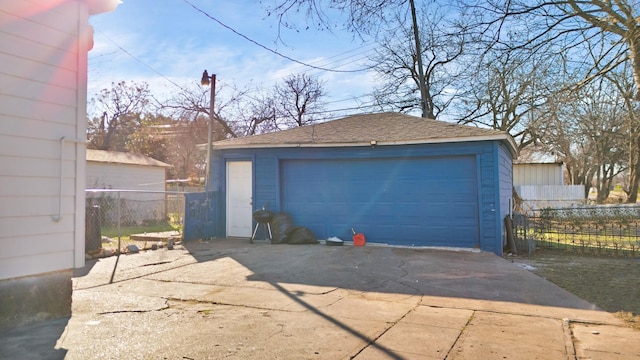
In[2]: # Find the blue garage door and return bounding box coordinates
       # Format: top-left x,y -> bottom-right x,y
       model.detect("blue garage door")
281,156 -> 479,247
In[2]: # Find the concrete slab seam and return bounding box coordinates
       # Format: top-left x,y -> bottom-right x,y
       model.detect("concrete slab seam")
97,304 -> 170,315
422,304 -> 618,327
314,287 -> 342,296
443,310 -> 475,358
562,318 -> 577,360
352,296 -> 423,359
72,259 -> 200,291
265,281 -> 411,359
165,297 -> 293,313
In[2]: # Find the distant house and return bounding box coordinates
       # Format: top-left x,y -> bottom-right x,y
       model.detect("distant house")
513,162 -> 585,211
0,0 -> 119,329
87,149 -> 171,191
514,162 -> 564,186
199,113 -> 517,255
86,149 -> 172,225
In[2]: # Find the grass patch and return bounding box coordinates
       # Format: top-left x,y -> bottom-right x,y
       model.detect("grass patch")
541,231 -> 640,243
615,312 -> 640,330
516,250 -> 640,328
101,222 -> 176,238
516,229 -> 640,256
535,240 -> 640,257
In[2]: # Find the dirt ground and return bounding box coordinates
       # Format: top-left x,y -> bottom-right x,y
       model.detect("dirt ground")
512,250 -> 640,329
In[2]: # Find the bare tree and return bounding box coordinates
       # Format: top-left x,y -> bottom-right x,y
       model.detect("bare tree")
461,0 -> 640,100
163,115 -> 209,181
161,82 -> 244,140
543,78 -> 628,201
265,0 -> 408,37
236,93 -> 279,136
275,73 -> 326,127
543,98 -> 596,195
560,0 -> 640,100
87,81 -> 150,151
266,0 -> 435,117
125,113 -> 171,163
455,46 -> 563,150
605,65 -> 640,202
369,4 -> 466,118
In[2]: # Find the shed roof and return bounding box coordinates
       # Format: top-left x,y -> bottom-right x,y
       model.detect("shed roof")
87,149 -> 171,168
513,161 -> 563,165
211,112 -> 518,156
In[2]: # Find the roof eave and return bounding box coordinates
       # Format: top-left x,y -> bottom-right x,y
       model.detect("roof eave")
209,133 -> 519,155
87,160 -> 172,168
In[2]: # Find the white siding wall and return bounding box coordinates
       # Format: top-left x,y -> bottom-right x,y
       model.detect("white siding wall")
86,162 -> 167,225
0,1 -> 91,280
513,163 -> 563,186
87,163 -> 167,192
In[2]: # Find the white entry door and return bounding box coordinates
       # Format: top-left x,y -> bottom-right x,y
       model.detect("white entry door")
226,161 -> 253,237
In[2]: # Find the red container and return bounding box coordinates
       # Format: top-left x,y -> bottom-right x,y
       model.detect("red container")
352,232 -> 366,246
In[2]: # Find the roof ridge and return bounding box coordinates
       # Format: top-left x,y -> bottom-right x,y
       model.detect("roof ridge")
208,112 -> 515,155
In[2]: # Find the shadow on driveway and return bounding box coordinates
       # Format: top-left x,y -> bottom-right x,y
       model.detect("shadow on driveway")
183,239 -> 597,310
1,238 -> 601,360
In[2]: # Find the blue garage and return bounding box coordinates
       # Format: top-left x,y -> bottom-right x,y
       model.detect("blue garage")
205,113 -> 517,255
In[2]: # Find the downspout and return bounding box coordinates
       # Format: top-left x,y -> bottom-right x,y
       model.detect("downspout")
53,137 -> 65,222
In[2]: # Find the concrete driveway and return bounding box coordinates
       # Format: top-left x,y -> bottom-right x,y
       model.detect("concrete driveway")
1,239 -> 638,359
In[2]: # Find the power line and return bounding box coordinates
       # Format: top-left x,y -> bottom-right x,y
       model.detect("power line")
90,31 -> 375,112
294,51 -> 376,78
182,0 -> 374,73
89,20 -> 378,116
301,45 -> 376,71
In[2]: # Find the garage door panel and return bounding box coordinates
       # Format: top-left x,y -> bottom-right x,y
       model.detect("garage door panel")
281,156 -> 479,247
453,225 -> 477,238
367,202 -> 396,217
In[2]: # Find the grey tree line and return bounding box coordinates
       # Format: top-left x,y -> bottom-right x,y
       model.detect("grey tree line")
87,74 -> 326,181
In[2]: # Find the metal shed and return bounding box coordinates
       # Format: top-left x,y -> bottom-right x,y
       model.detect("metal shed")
204,113 -> 517,255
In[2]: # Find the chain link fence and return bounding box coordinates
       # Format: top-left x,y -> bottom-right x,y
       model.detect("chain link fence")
85,189 -> 186,256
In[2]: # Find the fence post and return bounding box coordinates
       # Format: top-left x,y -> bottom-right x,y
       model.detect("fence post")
504,215 -> 517,255
117,191 -> 121,252
85,205 -> 101,252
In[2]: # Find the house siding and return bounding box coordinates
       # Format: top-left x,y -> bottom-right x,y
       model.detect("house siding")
0,1 -> 93,280
210,140 -> 511,254
87,162 -> 167,191
479,146 -> 497,253
496,143 -> 514,254
0,0 -> 119,330
513,163 -> 563,186
513,163 -> 586,210
86,162 -> 168,225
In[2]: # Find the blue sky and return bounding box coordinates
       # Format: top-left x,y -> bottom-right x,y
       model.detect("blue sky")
88,0 -> 380,119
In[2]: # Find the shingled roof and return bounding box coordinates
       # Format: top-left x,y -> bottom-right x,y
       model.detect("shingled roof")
212,112 -> 517,155
87,149 -> 171,168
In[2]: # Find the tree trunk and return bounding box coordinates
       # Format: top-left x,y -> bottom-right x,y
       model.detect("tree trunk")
628,144 -> 640,203
628,32 -> 640,101
628,177 -> 639,203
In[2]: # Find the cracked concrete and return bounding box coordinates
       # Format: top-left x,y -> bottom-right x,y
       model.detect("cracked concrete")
1,238 -> 639,359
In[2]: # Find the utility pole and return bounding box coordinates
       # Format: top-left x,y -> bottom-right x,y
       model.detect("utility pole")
410,0 -> 428,118
201,70 -> 216,188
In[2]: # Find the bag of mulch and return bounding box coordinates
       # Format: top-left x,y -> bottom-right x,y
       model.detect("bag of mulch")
285,226 -> 318,245
270,212 -> 295,244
